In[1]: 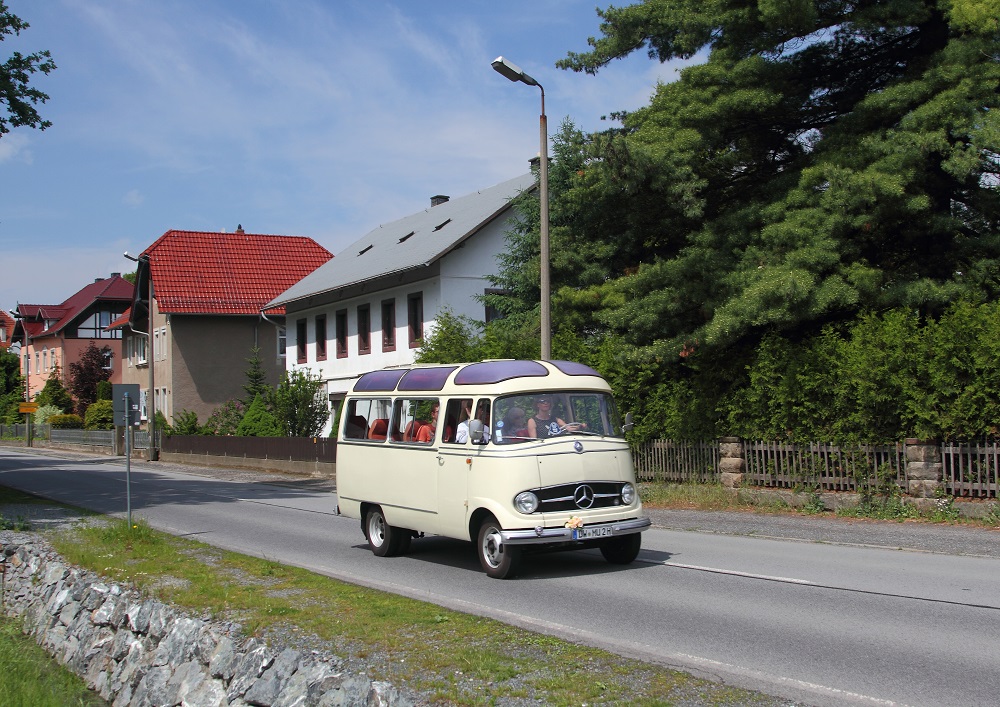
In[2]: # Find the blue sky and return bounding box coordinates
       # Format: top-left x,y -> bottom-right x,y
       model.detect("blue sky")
1,0 -> 686,312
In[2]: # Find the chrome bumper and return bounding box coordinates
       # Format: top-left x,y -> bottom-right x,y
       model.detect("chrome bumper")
500,517 -> 651,546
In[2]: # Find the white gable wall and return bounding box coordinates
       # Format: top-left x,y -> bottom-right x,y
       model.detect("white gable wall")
285,213 -> 512,436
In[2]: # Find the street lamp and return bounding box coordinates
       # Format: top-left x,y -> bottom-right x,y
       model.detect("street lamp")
492,55 -> 551,360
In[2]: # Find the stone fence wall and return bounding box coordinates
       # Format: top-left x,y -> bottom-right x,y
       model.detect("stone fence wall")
0,539 -> 411,707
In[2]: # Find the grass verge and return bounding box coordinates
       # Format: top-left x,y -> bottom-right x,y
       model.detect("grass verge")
638,481 -> 1000,526
37,516 -> 781,706
0,620 -> 108,706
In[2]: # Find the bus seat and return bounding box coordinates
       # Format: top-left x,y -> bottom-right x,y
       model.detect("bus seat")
403,419 -> 426,442
346,415 -> 368,439
368,418 -> 389,440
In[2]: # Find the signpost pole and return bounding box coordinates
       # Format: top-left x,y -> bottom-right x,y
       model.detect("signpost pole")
124,392 -> 132,528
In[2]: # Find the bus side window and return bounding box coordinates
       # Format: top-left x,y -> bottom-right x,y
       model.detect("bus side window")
344,398 -> 390,440
392,398 -> 440,444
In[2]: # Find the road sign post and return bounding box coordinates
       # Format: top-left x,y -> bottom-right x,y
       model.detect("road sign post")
113,384 -> 140,528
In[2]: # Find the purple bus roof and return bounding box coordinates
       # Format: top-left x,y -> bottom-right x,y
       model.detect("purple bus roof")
454,360 -> 549,385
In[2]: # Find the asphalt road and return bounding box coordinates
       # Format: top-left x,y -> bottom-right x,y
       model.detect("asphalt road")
3,446 -> 999,707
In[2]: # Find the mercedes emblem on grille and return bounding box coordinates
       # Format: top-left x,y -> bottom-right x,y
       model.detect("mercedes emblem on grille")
574,484 -> 595,509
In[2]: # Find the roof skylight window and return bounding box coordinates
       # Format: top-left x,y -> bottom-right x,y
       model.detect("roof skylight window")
358,245 -> 373,256
432,219 -> 452,232
398,231 -> 414,243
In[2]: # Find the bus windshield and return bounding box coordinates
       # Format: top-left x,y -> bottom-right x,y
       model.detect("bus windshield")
492,391 -> 623,444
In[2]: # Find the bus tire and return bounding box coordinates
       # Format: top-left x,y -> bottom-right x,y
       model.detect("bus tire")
365,506 -> 401,557
600,534 -> 641,565
477,517 -> 521,579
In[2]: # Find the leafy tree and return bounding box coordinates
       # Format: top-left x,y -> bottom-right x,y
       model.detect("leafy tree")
0,2 -> 56,139
34,367 -> 74,412
0,347 -> 23,423
272,369 -> 329,437
540,0 -> 1000,363
68,343 -> 112,415
242,346 -> 271,405
236,393 -> 283,437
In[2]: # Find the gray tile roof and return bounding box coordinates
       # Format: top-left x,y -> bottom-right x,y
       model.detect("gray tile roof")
268,173 -> 535,309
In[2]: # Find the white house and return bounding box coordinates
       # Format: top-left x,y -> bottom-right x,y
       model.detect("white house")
266,172 -> 534,434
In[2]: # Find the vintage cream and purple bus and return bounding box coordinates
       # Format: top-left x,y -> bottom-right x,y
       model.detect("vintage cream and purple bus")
336,360 -> 650,578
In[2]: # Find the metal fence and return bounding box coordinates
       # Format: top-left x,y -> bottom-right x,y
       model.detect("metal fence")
632,439 -> 719,483
161,435 -> 336,463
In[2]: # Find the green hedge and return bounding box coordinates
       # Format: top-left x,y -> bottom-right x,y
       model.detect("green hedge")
49,414 -> 84,429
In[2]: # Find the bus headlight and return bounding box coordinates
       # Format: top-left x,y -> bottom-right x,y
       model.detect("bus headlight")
621,483 -> 636,505
514,491 -> 539,514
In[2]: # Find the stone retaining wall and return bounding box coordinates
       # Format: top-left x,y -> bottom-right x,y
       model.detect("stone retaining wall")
0,540 -> 411,707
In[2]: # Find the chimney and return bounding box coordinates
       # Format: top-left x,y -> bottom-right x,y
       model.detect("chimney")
430,195 -> 450,207
111,272 -> 121,278
236,224 -> 245,234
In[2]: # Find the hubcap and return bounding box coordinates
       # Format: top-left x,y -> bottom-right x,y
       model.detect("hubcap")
369,515 -> 386,547
482,528 -> 504,568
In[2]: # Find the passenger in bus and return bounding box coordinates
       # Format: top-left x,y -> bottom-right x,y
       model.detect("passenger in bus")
416,403 -> 439,443
528,396 -> 586,439
500,407 -> 529,443
456,400 -> 490,443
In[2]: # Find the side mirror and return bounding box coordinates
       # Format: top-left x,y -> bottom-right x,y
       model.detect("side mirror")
469,419 -> 485,443
622,412 -> 634,434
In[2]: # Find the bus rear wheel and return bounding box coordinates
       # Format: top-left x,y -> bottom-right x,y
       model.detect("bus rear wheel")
600,534 -> 641,565
477,517 -> 521,579
365,506 -> 404,557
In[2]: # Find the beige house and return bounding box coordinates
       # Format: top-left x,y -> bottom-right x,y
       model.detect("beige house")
114,228 -> 332,426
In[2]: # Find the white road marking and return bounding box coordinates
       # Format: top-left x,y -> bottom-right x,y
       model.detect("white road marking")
641,558 -> 816,584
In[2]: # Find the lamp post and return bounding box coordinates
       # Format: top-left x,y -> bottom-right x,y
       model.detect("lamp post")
492,55 -> 551,360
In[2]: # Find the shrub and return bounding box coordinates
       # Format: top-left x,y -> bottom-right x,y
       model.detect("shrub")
33,404 -> 63,426
236,394 -> 283,437
49,414 -> 84,429
96,380 -> 113,401
171,410 -> 202,435
203,400 -> 245,436
84,400 -> 114,430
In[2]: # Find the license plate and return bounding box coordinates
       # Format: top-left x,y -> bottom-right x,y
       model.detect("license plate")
573,525 -> 613,540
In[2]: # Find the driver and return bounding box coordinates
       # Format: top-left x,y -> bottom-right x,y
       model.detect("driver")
527,396 -> 586,439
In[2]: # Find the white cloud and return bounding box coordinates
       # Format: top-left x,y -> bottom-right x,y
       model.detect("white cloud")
0,133 -> 33,164
123,189 -> 144,207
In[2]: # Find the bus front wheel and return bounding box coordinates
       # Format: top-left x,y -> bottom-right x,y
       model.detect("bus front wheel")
477,518 -> 521,579
600,534 -> 641,565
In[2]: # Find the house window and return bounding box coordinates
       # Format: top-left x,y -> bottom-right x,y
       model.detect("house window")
316,315 -> 328,361
408,293 -> 423,348
336,309 -> 348,359
358,304 -> 371,355
158,327 -> 168,360
153,329 -> 160,363
381,299 -> 396,352
135,335 -> 148,365
140,389 -> 148,421
296,318 -> 307,363
277,326 -> 286,359
42,349 -> 48,372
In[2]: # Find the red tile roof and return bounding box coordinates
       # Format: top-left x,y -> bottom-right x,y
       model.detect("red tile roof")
17,275 -> 134,338
143,230 -> 333,315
